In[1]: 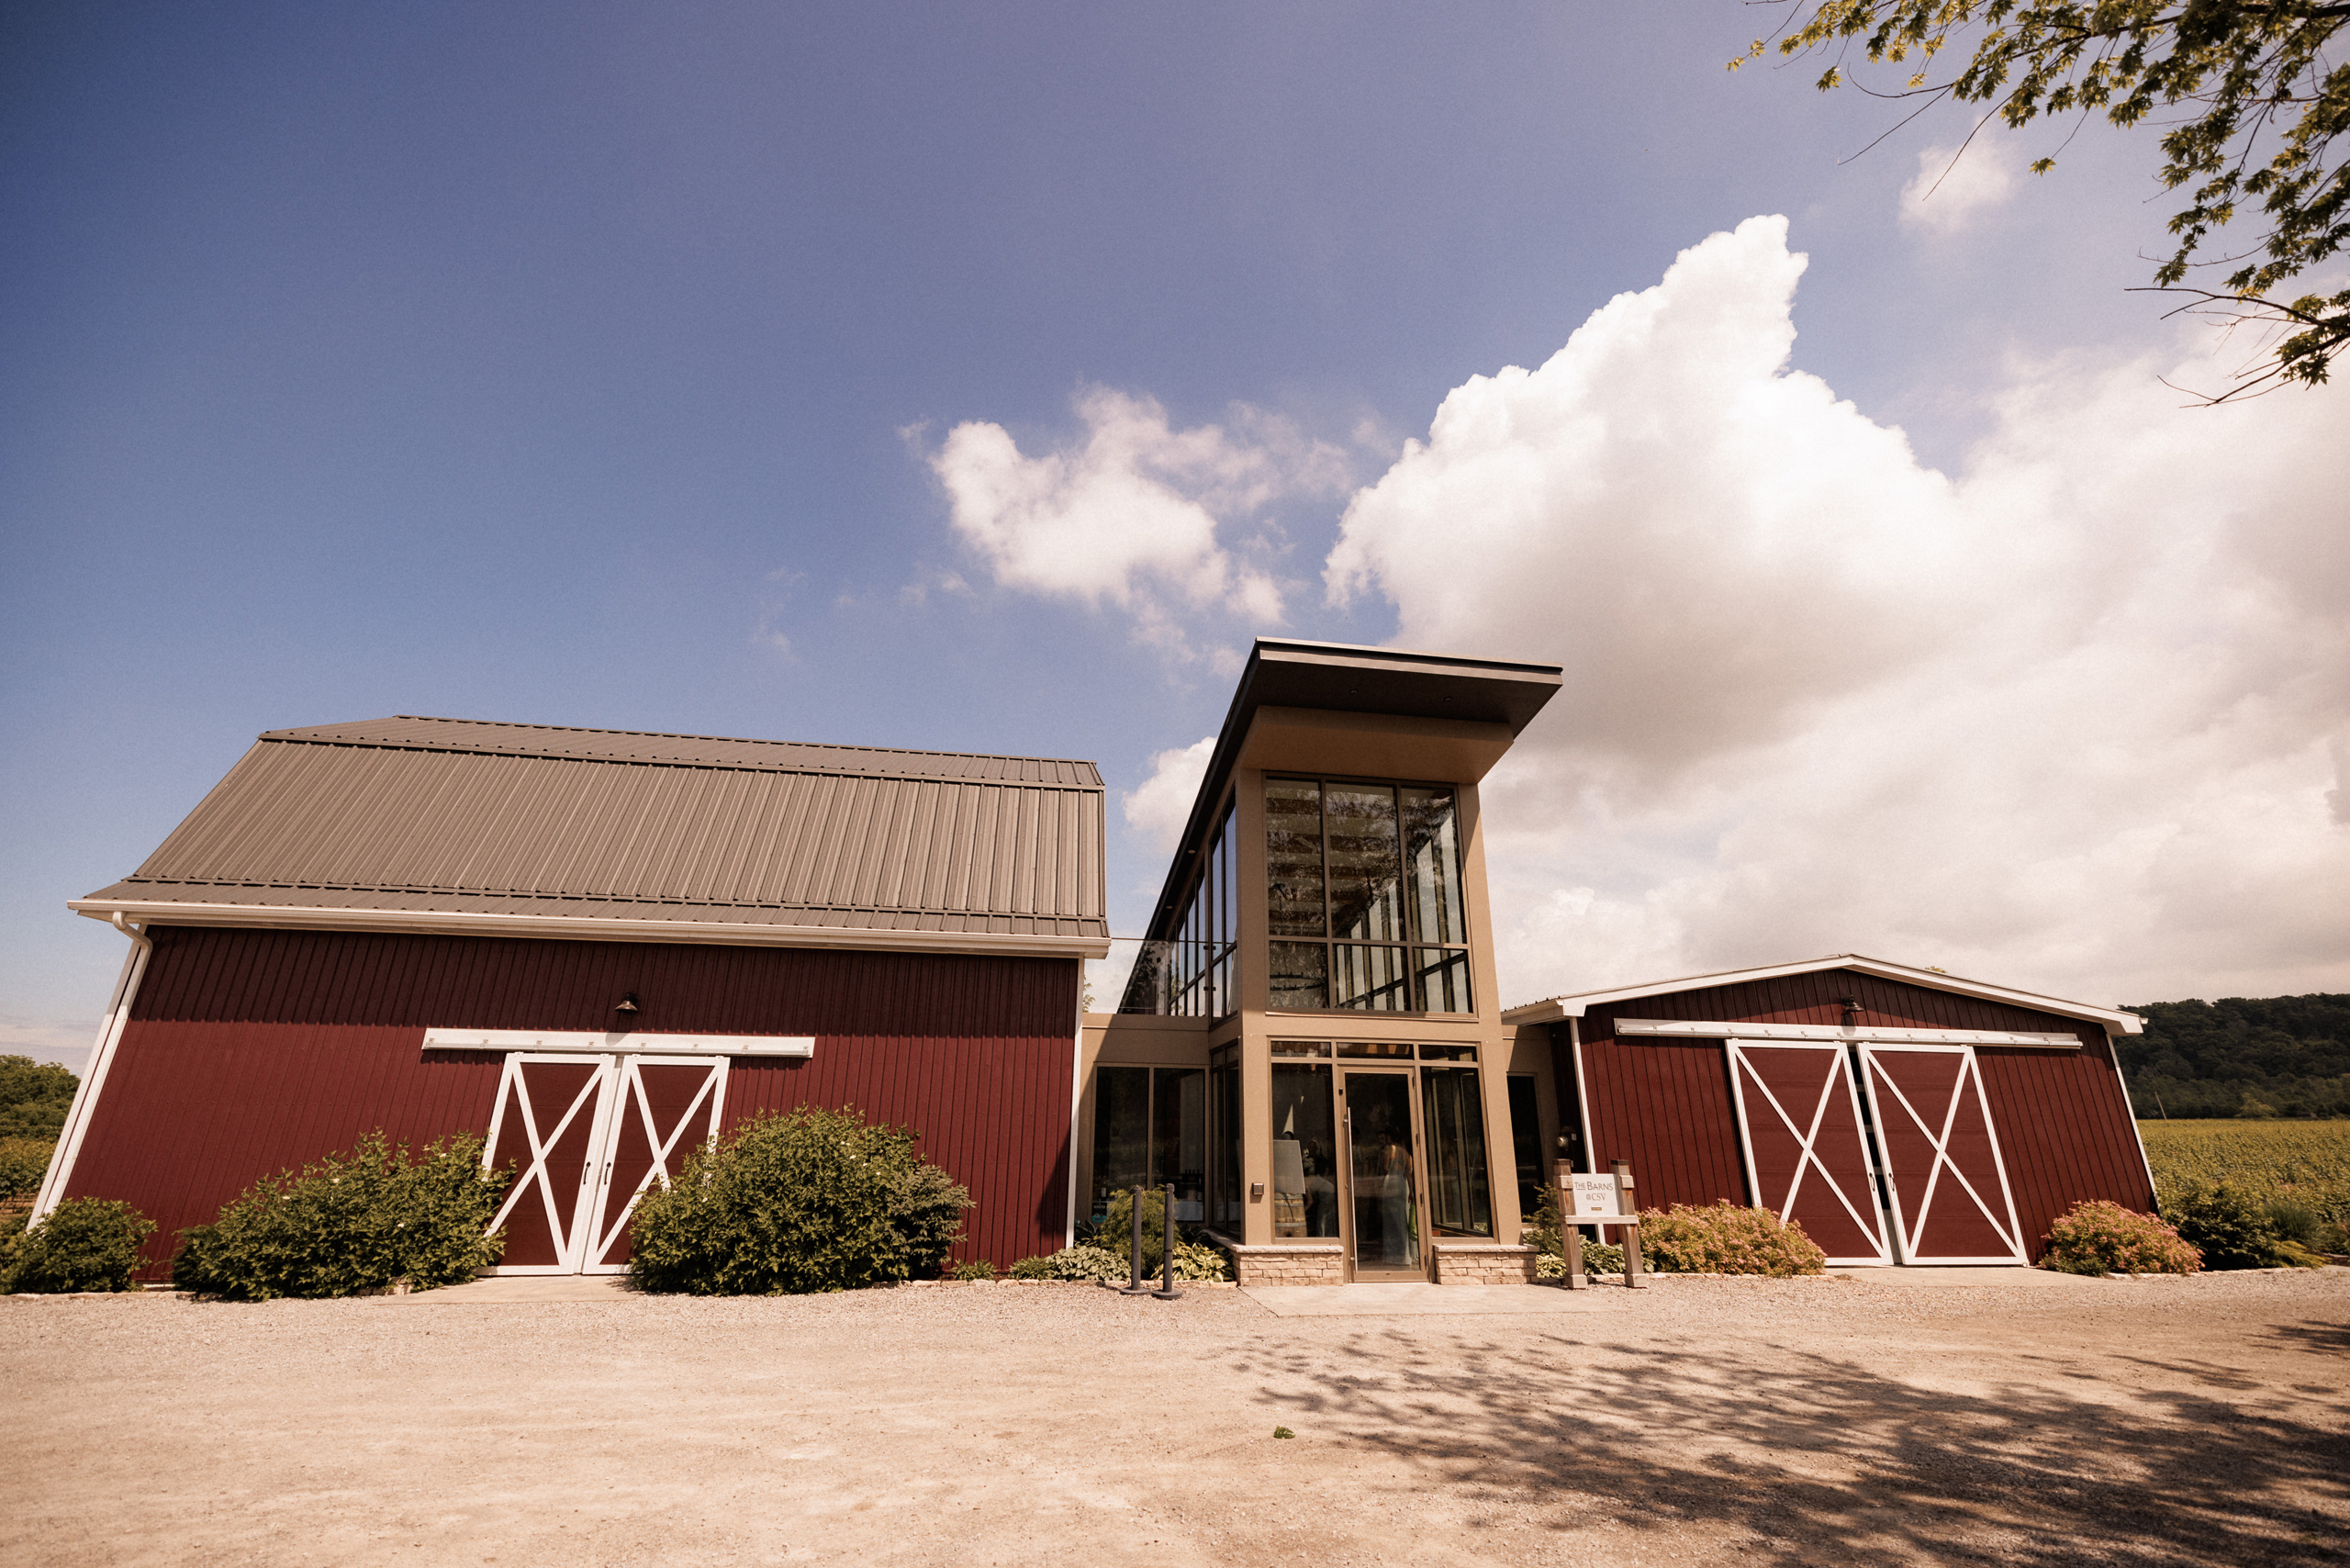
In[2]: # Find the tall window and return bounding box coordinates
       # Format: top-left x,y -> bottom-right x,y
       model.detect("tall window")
1089,1065 -> 1206,1221
1120,803 -> 1237,1017
1266,778 -> 1472,1013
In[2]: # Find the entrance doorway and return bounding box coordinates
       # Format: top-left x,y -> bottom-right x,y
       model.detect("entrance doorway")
1339,1069 -> 1427,1281
480,1052 -> 729,1275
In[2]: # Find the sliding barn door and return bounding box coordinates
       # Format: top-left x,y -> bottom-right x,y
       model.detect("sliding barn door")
582,1056 -> 729,1274
1858,1045 -> 2026,1264
482,1054 -> 618,1274
1726,1042 -> 1893,1266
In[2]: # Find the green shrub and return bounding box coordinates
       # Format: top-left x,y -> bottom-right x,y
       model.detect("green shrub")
627,1106 -> 972,1294
2039,1199 -> 2202,1275
1171,1240 -> 1232,1282
1535,1238 -> 1626,1277
3,1197 -> 154,1293
1032,1245 -> 1127,1282
1094,1186 -> 1172,1274
0,1137 -> 53,1202
1008,1254 -> 1054,1279
172,1132 -> 507,1300
1637,1202 -> 1827,1276
2165,1184 -> 2327,1270
947,1259 -> 997,1281
1524,1182 -> 1566,1258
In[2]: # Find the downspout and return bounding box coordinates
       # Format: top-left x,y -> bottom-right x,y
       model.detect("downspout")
1567,1016 -> 1595,1174
32,913 -> 154,1221
1066,955 -> 1089,1249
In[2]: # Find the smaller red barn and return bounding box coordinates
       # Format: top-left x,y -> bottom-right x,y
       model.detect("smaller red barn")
1503,956 -> 2155,1266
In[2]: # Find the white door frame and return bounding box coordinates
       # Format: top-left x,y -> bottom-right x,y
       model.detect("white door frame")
1856,1044 -> 2027,1265
480,1053 -> 621,1275
1725,1040 -> 1893,1267
581,1056 -> 728,1275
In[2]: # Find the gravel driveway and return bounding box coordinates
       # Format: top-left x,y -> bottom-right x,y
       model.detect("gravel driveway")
6,1269 -> 2346,1567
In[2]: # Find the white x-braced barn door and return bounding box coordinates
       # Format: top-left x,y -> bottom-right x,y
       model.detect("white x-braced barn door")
1857,1045 -> 2027,1264
481,1053 -> 728,1275
1726,1041 -> 1893,1267
581,1056 -> 728,1274
483,1054 -> 619,1273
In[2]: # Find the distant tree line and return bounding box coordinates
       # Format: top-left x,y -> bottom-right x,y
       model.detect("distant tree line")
2118,995 -> 2350,1119
0,1057 -> 78,1142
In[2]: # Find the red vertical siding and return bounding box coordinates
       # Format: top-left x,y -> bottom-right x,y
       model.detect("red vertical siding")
1561,969 -> 2153,1260
1575,1037 -> 1749,1210
64,926 -> 1078,1277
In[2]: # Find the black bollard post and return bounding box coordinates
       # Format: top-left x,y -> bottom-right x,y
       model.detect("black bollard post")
1153,1182 -> 1182,1300
1120,1183 -> 1150,1294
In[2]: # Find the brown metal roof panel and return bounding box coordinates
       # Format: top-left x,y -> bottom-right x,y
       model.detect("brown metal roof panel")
258,715 -> 1103,785
83,879 -> 1111,937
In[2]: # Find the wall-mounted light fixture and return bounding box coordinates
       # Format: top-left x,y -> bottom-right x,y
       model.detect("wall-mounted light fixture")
1838,996 -> 1863,1022
614,991 -> 641,1016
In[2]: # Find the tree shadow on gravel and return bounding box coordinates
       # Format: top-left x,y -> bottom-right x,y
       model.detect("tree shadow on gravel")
1255,1328 -> 2350,1566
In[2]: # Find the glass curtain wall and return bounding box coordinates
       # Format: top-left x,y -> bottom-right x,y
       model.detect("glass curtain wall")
1089,1065 -> 1207,1221
1207,1045 -> 1242,1230
1266,778 -> 1472,1013
1270,1042 -> 1339,1238
1119,803 -> 1237,1016
1420,1067 -> 1494,1237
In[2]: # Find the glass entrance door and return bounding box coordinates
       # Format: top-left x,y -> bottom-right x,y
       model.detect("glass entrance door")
1339,1070 -> 1427,1281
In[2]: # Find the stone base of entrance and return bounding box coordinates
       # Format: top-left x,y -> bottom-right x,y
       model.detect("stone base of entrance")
1433,1243 -> 1538,1284
1224,1243 -> 1347,1286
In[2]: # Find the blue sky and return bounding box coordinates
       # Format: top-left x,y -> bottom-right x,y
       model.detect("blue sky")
6,2 -> 2344,1068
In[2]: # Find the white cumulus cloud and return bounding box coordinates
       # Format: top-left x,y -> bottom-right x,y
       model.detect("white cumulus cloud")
1900,139 -> 2020,234
926,386 -> 1347,652
1327,215 -> 2350,1010
1123,735 -> 1216,854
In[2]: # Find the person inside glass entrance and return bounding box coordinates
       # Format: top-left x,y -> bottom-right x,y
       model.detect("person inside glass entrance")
1348,1087 -> 1420,1269
1271,1064 -> 1338,1237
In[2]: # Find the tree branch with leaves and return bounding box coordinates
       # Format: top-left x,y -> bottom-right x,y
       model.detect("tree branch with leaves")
1734,1 -> 2350,399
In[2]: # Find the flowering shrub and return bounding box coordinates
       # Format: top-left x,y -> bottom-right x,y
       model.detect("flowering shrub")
1637,1202 -> 1827,1276
2039,1199 -> 2201,1275
628,1106 -> 971,1294
173,1133 -> 506,1299
2,1197 -> 155,1294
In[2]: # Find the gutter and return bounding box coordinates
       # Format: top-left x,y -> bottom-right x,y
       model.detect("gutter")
32,913 -> 154,1221
68,899 -> 1111,961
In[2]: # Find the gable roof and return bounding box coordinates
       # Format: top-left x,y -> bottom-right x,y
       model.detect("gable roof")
73,716 -> 1108,956
1500,953 -> 2143,1035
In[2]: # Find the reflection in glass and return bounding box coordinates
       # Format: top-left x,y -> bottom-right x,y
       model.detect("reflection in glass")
1270,1039 -> 1332,1057
1326,786 -> 1403,942
1265,780 -> 1326,937
1421,1068 -> 1494,1237
1090,1065 -> 1149,1218
1331,943 -> 1410,1011
1153,1068 -> 1206,1221
1401,788 -> 1464,946
1210,1047 -> 1242,1227
1506,1073 -> 1544,1227
1336,1040 -> 1413,1058
1413,948 -> 1473,1014
1268,941 -> 1328,1009
1270,1064 -> 1339,1238
1345,1073 -> 1420,1271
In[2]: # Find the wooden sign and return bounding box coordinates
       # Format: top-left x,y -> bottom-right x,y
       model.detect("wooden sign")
1567,1172 -> 1630,1221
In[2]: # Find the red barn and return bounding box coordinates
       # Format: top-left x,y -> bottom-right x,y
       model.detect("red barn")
36,716 -> 1106,1278
1503,956 -> 2157,1266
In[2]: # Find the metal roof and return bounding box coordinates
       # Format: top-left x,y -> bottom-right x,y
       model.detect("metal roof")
1499,954 -> 2143,1034
1141,639 -> 1563,942
76,717 -> 1108,952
